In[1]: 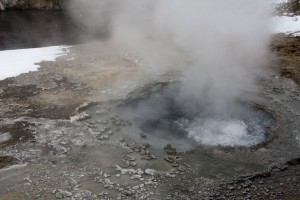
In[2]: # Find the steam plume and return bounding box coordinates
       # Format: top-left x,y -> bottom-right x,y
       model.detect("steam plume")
69,0 -> 272,145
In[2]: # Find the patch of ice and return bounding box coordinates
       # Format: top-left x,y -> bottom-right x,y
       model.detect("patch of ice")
0,46 -> 69,80
271,16 -> 300,36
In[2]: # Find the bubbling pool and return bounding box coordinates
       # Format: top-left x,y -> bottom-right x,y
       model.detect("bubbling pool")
176,118 -> 267,147
84,83 -> 274,153
111,84 -> 275,149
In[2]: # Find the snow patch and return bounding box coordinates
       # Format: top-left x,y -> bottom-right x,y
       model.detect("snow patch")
0,46 -> 69,80
272,16 -> 300,36
272,0 -> 288,4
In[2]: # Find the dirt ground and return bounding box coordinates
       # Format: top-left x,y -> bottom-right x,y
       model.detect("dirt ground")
0,37 -> 299,200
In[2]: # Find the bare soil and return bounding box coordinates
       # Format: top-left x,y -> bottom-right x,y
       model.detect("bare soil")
0,39 -> 299,199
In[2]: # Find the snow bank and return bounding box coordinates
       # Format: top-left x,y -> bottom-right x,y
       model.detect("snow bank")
272,0 -> 288,4
272,16 -> 300,36
271,0 -> 300,36
0,46 -> 69,80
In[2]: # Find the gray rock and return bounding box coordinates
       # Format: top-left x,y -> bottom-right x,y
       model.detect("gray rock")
164,144 -> 177,155
227,185 -> 235,190
55,189 -> 72,199
97,134 -> 109,140
178,166 -> 186,172
65,178 -> 79,189
82,190 -> 93,198
172,162 -> 179,167
132,185 -> 139,190
104,178 -> 114,185
131,174 -> 141,180
164,156 -> 175,163
123,155 -> 136,161
145,169 -> 158,176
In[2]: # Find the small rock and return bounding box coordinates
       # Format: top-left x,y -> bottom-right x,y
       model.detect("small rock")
105,178 -> 114,185
172,162 -> 179,167
82,190 -> 93,198
227,185 -> 235,190
178,166 -> 186,172
164,156 -> 175,163
123,155 -> 136,161
164,172 -> 176,178
107,130 -> 113,135
132,186 -> 139,190
131,175 -> 141,180
98,134 -> 109,140
70,112 -> 90,122
65,178 -> 79,189
145,169 -> 158,176
140,149 -> 146,155
164,144 -> 177,155
55,189 -> 72,199
74,193 -> 82,198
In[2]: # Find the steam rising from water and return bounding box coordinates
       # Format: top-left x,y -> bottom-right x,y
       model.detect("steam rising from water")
176,118 -> 266,146
69,1 -> 272,146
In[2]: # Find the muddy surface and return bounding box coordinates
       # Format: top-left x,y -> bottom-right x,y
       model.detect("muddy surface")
0,36 -> 299,200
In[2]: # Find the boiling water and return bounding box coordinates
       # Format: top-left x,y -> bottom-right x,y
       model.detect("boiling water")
85,89 -> 274,152
113,84 -> 274,148
175,110 -> 272,146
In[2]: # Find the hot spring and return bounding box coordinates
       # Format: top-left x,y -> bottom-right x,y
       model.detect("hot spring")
84,83 -> 274,153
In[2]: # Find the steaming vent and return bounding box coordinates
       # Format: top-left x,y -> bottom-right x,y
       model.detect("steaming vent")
124,84 -> 273,148
74,0 -> 273,152
174,115 -> 269,147
85,84 -> 274,152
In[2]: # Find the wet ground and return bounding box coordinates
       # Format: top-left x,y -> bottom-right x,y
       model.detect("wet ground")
0,36 -> 299,199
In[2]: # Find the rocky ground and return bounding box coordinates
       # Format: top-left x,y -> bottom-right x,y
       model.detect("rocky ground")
0,35 -> 299,200
0,1 -> 299,199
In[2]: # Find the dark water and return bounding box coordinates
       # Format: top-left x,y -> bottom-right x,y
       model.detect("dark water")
0,10 -> 105,50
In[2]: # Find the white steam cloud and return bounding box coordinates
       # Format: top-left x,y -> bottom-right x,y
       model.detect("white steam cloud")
69,0 -> 272,146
